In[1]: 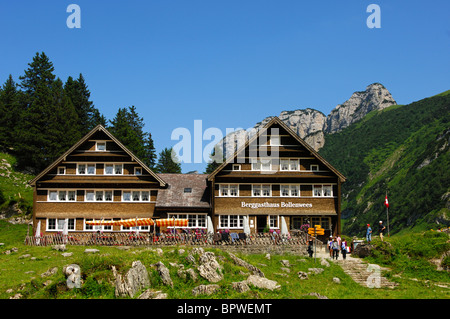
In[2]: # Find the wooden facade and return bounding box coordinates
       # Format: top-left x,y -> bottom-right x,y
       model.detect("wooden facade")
30,118 -> 345,239
207,117 -> 346,239
29,125 -> 166,235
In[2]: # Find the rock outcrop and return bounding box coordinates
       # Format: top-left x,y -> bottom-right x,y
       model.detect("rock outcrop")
219,83 -> 396,153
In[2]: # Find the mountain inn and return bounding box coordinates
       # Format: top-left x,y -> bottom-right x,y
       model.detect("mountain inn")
30,117 -> 345,239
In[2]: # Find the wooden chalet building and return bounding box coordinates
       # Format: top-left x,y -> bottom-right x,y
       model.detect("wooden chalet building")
30,117 -> 345,239
29,125 -> 167,235
207,117 -> 346,238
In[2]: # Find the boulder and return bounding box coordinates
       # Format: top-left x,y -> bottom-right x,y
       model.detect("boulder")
246,275 -> 280,291
353,244 -> 373,258
112,260 -> 150,298
197,252 -> 223,283
228,252 -> 265,277
297,271 -> 309,280
138,289 -> 168,299
192,284 -> 220,296
154,261 -> 173,287
232,281 -> 250,293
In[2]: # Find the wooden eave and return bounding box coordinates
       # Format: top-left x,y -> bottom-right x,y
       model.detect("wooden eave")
29,125 -> 167,187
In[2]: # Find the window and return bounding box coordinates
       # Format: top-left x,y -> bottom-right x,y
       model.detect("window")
218,215 -> 244,229
252,184 -> 271,197
313,185 -> 333,197
105,164 -> 114,175
313,185 -> 322,197
184,188 -> 192,193
232,164 -> 241,171
77,164 -> 86,175
105,191 -> 113,201
57,166 -> 66,175
122,190 -> 151,202
85,219 -> 112,232
219,184 -> 238,197
68,191 -> 76,201
251,159 -> 271,171
134,167 -> 142,175
141,191 -> 149,201
114,164 -> 123,175
269,215 -> 279,229
280,185 -> 300,197
104,164 -> 123,175
122,191 -> 131,202
168,214 -> 207,228
96,191 -> 104,201
280,159 -> 299,171
47,218 -> 75,231
48,190 -> 76,201
86,190 -> 95,201
323,185 -> 332,197
77,163 -> 95,175
311,164 -> 319,171
87,164 -> 96,175
58,191 -> 67,201
252,185 -> 261,197
96,142 -> 106,151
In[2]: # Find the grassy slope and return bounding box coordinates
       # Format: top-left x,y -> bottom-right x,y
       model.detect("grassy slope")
319,92 -> 450,236
0,220 -> 449,299
0,152 -> 34,215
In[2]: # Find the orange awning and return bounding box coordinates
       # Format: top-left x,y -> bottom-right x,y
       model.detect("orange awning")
85,218 -> 188,227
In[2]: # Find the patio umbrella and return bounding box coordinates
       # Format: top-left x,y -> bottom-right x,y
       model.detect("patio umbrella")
243,215 -> 251,235
207,216 -> 214,234
62,218 -> 69,243
280,216 -> 288,236
35,221 -> 41,245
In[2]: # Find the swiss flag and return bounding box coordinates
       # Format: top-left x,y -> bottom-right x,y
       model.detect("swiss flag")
384,195 -> 389,208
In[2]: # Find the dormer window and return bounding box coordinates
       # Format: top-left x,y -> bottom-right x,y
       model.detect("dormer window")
57,166 -> 66,175
134,167 -> 142,175
96,141 -> 106,151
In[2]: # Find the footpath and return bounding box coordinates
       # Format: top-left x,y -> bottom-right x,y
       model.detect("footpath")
314,248 -> 398,289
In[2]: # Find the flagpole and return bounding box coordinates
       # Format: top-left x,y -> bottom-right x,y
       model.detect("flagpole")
386,191 -> 390,237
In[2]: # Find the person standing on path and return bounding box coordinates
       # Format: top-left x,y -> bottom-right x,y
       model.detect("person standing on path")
327,236 -> 333,257
332,237 -> 340,260
379,221 -> 386,241
366,224 -> 372,244
341,239 -> 348,260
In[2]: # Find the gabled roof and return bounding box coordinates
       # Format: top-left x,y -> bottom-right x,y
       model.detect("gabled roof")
29,125 -> 167,187
156,173 -> 210,209
207,116 -> 346,182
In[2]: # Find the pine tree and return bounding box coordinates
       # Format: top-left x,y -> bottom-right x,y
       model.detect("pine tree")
0,75 -> 21,150
64,73 -> 105,134
155,147 -> 182,173
14,52 -> 77,172
109,106 -> 156,168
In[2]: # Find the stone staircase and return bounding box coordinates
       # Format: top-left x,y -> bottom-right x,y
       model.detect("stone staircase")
333,257 -> 398,289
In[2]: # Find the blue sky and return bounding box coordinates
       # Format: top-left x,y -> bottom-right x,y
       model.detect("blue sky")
1,1 -> 449,173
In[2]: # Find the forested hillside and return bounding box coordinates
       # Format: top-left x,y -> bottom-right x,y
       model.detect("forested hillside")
319,91 -> 450,236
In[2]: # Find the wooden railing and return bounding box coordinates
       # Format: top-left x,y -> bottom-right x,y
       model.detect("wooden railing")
24,230 -> 310,247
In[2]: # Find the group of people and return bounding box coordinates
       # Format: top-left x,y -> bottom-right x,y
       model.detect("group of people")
327,236 -> 348,260
366,220 -> 386,243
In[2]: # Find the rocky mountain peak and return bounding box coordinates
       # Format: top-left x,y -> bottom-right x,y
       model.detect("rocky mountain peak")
325,83 -> 397,134
218,83 -> 396,154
